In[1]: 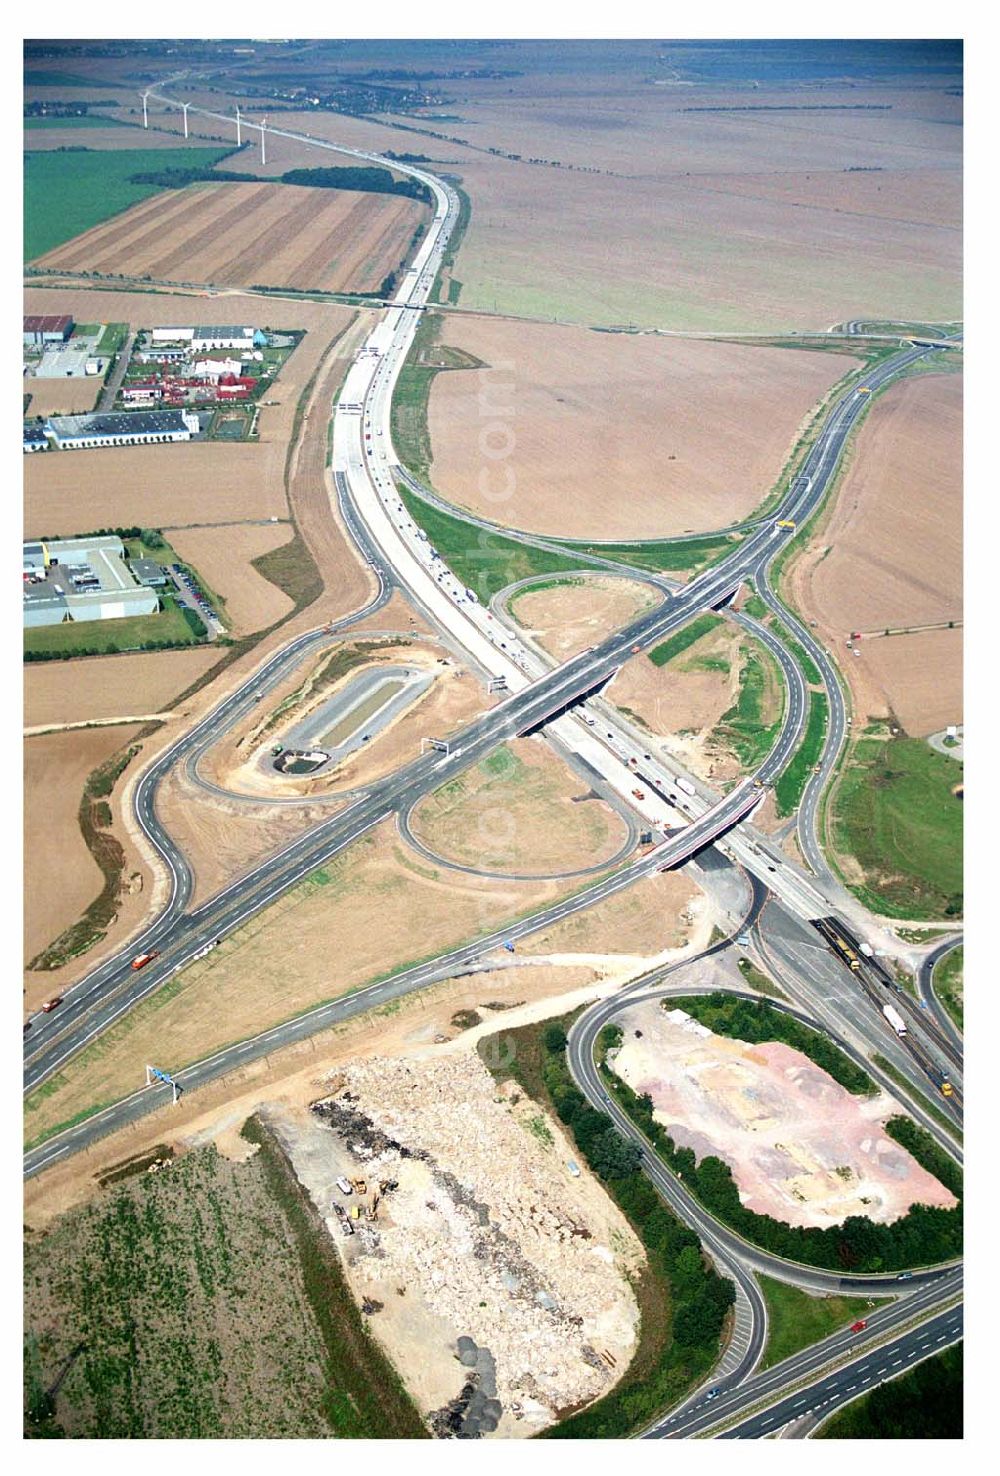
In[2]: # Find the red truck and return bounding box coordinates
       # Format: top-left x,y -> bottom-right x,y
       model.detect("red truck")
131,950 -> 160,972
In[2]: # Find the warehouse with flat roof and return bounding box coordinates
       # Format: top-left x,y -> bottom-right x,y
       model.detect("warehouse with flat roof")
23,535 -> 160,628
45,409 -> 200,450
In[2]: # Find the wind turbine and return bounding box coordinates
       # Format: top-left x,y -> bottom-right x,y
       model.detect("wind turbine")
182,102 -> 189,139
236,105 -> 242,146
141,91 -> 149,128
261,116 -> 267,167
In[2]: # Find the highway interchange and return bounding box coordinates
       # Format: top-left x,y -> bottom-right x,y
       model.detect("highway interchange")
24,94 -> 963,1439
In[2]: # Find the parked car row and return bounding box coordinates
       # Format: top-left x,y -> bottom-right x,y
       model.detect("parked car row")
171,562 -> 219,625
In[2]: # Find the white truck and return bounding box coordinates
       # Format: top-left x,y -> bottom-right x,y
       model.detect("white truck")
676,777 -> 697,798
882,1003 -> 907,1037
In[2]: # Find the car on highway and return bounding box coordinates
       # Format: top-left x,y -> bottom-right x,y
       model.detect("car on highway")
705,1388 -> 721,1402
896,1271 -> 914,1282
41,997 -> 63,1013
850,1320 -> 868,1333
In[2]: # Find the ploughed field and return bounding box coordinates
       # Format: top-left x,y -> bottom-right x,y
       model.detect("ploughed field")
33,181 -> 428,295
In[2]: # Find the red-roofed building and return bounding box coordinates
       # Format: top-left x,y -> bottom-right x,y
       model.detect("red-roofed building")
23,314 -> 74,347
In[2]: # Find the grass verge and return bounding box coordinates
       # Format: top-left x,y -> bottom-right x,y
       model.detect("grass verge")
711,637 -> 784,771
757,1275 -> 884,1371
775,691 -> 828,816
931,946 -> 963,1031
649,613 -> 722,667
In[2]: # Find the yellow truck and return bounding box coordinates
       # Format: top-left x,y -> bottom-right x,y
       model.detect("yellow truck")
775,519 -> 796,530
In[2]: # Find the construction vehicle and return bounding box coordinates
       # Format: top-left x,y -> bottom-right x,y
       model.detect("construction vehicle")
130,950 -> 160,972
366,1191 -> 380,1222
882,1003 -> 907,1037
351,1178 -> 367,1196
775,519 -> 796,530
336,1176 -> 353,1196
350,1205 -> 363,1221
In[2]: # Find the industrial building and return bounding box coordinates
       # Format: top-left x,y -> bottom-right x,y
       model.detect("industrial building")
23,423 -> 48,454
150,325 -> 264,353
45,409 -> 200,450
23,314 -> 74,347
23,536 -> 160,629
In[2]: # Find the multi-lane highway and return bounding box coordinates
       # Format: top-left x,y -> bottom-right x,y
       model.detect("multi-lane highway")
25,93 -> 963,1438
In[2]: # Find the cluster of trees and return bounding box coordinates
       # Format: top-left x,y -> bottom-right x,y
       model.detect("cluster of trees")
607,1062 -> 962,1274
819,1344 -> 962,1439
537,1024 -> 735,1439
677,993 -> 875,1095
280,166 -> 432,203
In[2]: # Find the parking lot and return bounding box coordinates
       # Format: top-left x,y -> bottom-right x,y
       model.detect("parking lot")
168,564 -> 224,639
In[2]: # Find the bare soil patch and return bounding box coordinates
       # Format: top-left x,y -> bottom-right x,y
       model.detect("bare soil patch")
607,623 -> 745,783
409,737 -> 631,874
428,316 -> 855,538
283,1050 -> 643,1433
612,998 -> 957,1228
169,524 -> 295,636
36,181 -> 429,295
23,820 -> 578,1146
521,868 -> 704,961
508,576 -> 658,659
786,373 -> 962,733
23,725 -> 142,966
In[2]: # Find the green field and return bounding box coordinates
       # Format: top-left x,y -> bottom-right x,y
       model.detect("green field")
24,114 -> 125,129
557,532 -> 738,577
831,736 -> 963,918
817,1343 -> 962,1439
649,613 -> 722,667
24,1137 -> 426,1439
24,146 -> 230,261
775,691 -> 828,816
24,595 -> 205,660
932,946 -> 964,1030
758,1276 -> 884,1370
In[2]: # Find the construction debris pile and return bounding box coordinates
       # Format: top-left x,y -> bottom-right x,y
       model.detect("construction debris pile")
312,1051 -> 643,1436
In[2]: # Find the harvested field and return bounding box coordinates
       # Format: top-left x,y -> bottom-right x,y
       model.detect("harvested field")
22,376 -> 101,417
508,576 -> 658,659
611,997 -> 957,1229
410,739 -> 631,874
785,373 -> 962,735
24,648 -> 221,729
23,1143 -> 403,1438
23,820 -> 579,1147
440,78 -> 961,331
169,524 -> 295,636
607,622 -> 746,783
277,1049 -> 644,1434
23,725 -> 142,965
427,317 -> 855,538
36,181 -> 429,295
23,123 -> 181,152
